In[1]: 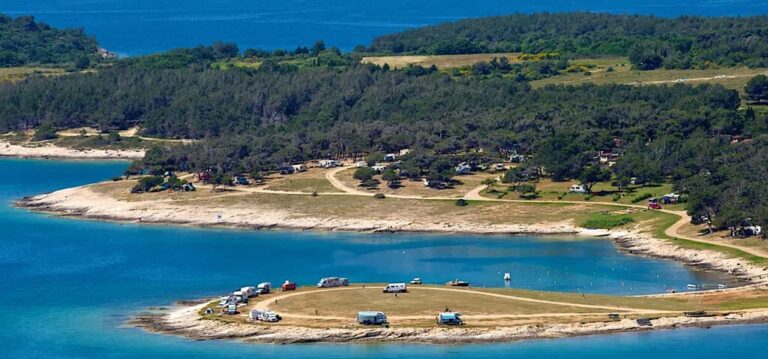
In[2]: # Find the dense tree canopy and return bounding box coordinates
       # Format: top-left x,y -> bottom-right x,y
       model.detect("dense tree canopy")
369,13 -> 768,69
0,14 -> 100,67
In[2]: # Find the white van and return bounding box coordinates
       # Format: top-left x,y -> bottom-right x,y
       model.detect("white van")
383,283 -> 407,293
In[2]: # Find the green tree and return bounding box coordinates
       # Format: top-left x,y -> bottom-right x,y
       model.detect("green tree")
33,121 -> 57,141
353,167 -> 374,183
578,165 -> 612,194
745,75 -> 768,104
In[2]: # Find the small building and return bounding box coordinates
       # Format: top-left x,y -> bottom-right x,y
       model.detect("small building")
437,312 -> 463,325
569,184 -> 587,194
291,163 -> 307,172
357,311 -> 388,325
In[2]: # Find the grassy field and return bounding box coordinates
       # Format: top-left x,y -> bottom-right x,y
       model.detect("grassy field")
0,67 -> 65,82
361,53 -> 521,69
199,284 -> 768,328
532,59 -> 768,93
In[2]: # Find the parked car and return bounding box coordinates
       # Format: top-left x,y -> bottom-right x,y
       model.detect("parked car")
648,202 -> 662,210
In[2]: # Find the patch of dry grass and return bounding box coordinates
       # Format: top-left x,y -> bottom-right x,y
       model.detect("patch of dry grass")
361,53 -> 521,69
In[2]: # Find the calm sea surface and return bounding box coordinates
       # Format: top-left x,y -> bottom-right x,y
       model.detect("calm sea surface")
3,0 -> 768,55
3,1 -> 768,356
0,158 -> 763,358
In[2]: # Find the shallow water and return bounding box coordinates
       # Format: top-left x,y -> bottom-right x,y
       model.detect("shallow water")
3,0 -> 768,55
0,158 -> 760,358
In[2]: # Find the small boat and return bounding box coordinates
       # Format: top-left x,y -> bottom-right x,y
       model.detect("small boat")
446,279 -> 470,287
409,277 -> 422,285
503,273 -> 511,281
686,284 -> 699,290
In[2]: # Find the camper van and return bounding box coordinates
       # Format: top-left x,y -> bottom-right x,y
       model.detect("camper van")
569,184 -> 587,193
257,282 -> 272,294
357,311 -> 388,326
437,312 -> 463,325
382,283 -> 407,293
250,309 -> 282,322
240,286 -> 257,298
317,277 -> 349,288
233,291 -> 248,303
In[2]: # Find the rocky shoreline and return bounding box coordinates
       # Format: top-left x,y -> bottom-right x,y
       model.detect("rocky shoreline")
130,301 -> 768,344
17,183 -> 768,344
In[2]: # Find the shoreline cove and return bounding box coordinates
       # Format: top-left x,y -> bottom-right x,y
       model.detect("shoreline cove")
16,184 -> 768,345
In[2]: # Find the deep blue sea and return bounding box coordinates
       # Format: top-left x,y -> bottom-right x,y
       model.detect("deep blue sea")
3,0 -> 768,55
1,158 -> 766,358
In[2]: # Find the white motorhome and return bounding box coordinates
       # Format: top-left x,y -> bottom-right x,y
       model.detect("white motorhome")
569,184 -> 587,194
250,309 -> 282,322
257,282 -> 272,294
240,286 -> 257,298
317,277 -> 349,288
382,283 -> 407,293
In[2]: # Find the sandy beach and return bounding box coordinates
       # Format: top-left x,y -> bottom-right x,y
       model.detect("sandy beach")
0,140 -> 145,159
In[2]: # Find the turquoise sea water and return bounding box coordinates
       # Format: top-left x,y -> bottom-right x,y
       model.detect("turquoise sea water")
2,158 -> 767,358
3,0 -> 768,55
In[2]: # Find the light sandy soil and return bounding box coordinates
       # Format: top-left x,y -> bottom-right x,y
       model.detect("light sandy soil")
0,139 -> 145,159
132,299 -> 768,344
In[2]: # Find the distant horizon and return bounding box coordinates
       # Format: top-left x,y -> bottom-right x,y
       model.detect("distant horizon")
3,0 -> 768,56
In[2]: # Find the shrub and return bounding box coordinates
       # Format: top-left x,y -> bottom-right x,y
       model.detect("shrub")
373,193 -> 386,199
582,213 -> 636,229
455,199 -> 468,206
131,176 -> 164,193
631,193 -> 653,203
33,121 -> 57,141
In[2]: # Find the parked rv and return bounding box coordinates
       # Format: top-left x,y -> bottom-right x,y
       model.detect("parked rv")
240,286 -> 257,298
257,282 -> 272,294
437,312 -> 463,325
226,304 -> 237,315
250,309 -> 282,322
357,311 -> 388,326
233,290 -> 248,303
569,184 -> 587,194
317,277 -> 349,288
382,283 -> 407,293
